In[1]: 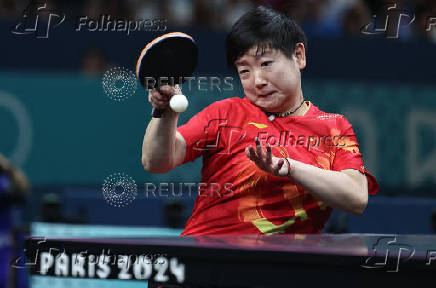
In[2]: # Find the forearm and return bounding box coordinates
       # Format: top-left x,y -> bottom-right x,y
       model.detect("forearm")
287,159 -> 367,214
142,109 -> 179,173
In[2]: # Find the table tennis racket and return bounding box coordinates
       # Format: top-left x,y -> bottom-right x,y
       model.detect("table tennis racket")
136,32 -> 198,118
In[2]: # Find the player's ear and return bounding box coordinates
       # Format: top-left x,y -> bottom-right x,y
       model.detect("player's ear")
293,43 -> 306,70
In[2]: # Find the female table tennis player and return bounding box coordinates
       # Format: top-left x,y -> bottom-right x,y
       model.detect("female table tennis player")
142,6 -> 378,236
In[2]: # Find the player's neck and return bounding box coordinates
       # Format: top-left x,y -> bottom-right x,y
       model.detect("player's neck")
282,93 -> 307,117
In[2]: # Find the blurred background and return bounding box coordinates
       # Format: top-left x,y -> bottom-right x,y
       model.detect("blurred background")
1,0 -> 436,287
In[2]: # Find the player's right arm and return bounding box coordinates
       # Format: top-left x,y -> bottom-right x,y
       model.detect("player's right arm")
141,85 -> 187,174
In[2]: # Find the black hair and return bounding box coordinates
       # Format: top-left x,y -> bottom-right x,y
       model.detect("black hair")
226,6 -> 307,67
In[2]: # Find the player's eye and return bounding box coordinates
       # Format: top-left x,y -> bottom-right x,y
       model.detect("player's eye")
261,61 -> 273,67
238,69 -> 249,75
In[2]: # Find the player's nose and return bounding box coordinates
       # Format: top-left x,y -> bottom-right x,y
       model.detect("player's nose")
254,70 -> 267,89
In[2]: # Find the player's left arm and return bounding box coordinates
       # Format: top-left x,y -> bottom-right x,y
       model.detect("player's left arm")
245,139 -> 369,215
286,161 -> 369,215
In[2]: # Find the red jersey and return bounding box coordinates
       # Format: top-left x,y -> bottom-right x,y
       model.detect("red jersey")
177,97 -> 378,235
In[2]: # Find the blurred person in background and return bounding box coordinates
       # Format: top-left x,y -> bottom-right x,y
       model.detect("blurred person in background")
0,154 -> 29,288
40,193 -> 65,223
256,0 -> 356,37
223,0 -> 254,30
40,192 -> 88,224
0,0 -> 20,19
82,0 -> 132,19
131,0 -> 166,23
342,0 -> 371,36
80,46 -> 109,76
163,201 -> 186,229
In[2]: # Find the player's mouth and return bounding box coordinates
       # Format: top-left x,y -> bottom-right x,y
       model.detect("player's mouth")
258,91 -> 276,98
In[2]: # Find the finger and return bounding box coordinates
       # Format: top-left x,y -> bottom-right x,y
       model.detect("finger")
255,138 -> 264,158
158,85 -> 176,97
152,96 -> 168,104
246,146 -> 266,169
151,103 -> 166,110
150,94 -> 169,105
150,93 -> 168,103
245,146 -> 257,160
154,102 -> 168,109
151,99 -> 168,109
246,146 -> 260,163
245,146 -> 251,158
275,158 -> 284,174
266,143 -> 272,164
150,89 -> 169,101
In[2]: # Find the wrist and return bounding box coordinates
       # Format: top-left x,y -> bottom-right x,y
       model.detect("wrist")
162,108 -> 179,118
153,107 -> 178,118
284,158 -> 293,178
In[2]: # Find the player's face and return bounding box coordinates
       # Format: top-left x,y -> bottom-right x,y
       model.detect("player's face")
235,44 -> 306,112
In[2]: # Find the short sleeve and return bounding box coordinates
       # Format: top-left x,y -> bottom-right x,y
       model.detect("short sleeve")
177,101 -> 225,164
331,117 -> 379,195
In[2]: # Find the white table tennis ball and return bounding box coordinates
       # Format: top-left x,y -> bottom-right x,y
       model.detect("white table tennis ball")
170,94 -> 189,112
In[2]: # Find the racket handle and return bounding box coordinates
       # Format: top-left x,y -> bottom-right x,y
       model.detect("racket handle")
151,108 -> 163,118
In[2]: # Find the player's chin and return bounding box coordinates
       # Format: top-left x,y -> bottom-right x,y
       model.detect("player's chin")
254,98 -> 280,111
